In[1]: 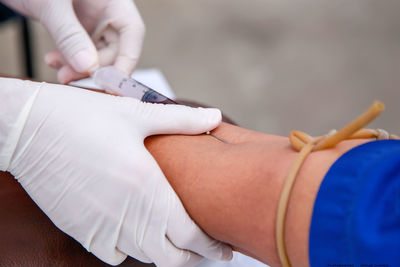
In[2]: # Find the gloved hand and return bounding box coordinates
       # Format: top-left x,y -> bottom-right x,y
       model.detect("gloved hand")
0,78 -> 232,266
1,0 -> 144,83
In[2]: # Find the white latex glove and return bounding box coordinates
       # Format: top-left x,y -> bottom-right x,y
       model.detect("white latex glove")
0,78 -> 232,266
1,0 -> 144,83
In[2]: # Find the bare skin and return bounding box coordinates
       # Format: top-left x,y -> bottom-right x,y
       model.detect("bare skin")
145,122 -> 369,267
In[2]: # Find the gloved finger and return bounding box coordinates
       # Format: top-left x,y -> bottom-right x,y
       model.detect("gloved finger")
106,0 -> 145,75
167,197 -> 233,261
57,65 -> 88,84
42,0 -> 99,74
97,42 -> 119,67
146,237 -> 203,267
114,24 -> 144,76
117,236 -> 152,264
57,42 -> 118,84
44,50 -> 65,70
89,246 -> 127,267
92,25 -> 119,66
54,42 -> 118,84
48,41 -> 118,82
137,103 -> 222,136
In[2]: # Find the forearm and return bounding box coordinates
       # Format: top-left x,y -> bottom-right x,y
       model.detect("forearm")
145,122 -> 368,266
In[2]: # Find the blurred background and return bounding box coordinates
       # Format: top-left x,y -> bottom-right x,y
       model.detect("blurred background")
1,0 -> 400,136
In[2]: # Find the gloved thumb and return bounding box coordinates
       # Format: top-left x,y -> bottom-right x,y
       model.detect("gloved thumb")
139,103 -> 222,136
40,0 -> 99,74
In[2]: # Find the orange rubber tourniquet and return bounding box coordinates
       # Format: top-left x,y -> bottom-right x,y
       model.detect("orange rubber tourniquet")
275,101 -> 399,267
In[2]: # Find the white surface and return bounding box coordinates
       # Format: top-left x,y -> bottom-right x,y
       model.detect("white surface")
197,252 -> 268,267
71,69 -> 270,267
69,69 -> 176,100
198,252 -> 269,267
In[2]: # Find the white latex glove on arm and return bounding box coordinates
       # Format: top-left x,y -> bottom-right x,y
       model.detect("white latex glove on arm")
1,0 -> 144,83
0,78 -> 232,266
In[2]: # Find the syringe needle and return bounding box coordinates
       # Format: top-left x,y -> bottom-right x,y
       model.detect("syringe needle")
205,131 -> 230,144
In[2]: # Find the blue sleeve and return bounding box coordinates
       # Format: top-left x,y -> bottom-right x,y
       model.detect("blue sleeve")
309,140 -> 400,267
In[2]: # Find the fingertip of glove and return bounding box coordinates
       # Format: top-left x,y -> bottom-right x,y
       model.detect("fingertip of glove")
202,108 -> 222,128
99,252 -> 128,266
220,243 -> 233,261
114,57 -> 138,77
70,49 -> 99,74
204,242 -> 233,262
44,52 -> 60,69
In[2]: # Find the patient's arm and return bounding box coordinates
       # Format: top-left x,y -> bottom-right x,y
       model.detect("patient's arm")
145,122 -> 368,267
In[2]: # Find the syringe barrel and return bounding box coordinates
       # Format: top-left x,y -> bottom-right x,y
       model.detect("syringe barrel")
93,66 -> 176,104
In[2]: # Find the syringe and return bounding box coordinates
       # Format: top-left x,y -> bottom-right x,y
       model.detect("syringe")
93,66 -> 177,104
93,66 -> 230,144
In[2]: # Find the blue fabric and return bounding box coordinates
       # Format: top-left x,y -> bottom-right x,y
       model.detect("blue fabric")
309,140 -> 400,267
